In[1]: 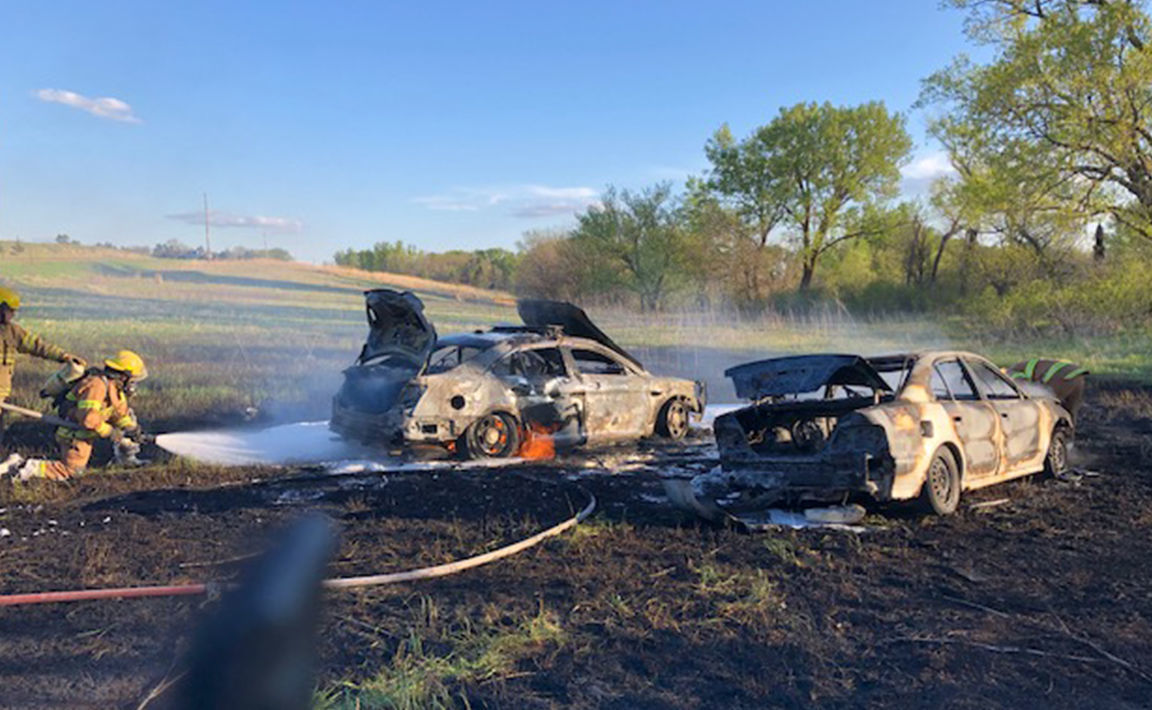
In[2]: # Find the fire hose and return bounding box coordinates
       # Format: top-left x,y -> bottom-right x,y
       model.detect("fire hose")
0,488 -> 596,607
0,401 -> 146,465
0,401 -> 79,430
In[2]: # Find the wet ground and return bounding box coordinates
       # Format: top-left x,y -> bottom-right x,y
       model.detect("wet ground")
0,382 -> 1151,708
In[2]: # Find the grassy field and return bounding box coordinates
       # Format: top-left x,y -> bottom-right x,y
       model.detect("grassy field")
4,241 -> 1150,431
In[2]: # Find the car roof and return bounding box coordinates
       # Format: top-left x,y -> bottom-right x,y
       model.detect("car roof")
434,330 -> 647,371
434,328 -> 574,350
869,350 -> 990,364
435,331 -> 526,349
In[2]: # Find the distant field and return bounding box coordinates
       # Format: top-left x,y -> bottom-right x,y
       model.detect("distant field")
2,241 -> 1149,428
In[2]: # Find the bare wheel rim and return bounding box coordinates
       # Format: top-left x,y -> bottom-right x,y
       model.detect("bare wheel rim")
928,455 -> 954,503
474,415 -> 510,456
667,401 -> 688,438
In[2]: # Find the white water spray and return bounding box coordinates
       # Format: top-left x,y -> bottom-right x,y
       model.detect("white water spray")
155,405 -> 741,468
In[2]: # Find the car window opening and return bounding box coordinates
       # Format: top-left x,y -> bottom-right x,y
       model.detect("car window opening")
492,348 -> 566,380
426,344 -> 487,374
571,348 -> 628,376
969,360 -> 1022,399
935,360 -> 980,401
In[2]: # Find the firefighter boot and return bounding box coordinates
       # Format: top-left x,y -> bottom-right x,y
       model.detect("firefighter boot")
15,459 -> 48,481
0,453 -> 24,478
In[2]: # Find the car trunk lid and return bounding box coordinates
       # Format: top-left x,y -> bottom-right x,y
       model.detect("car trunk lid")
333,290 -> 435,420
359,289 -> 438,368
726,354 -> 892,400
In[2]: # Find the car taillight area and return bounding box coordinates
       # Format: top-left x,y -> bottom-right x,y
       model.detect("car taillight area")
398,382 -> 425,410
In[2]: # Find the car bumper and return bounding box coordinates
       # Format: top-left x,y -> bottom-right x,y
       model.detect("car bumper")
697,452 -> 897,509
330,399 -> 462,446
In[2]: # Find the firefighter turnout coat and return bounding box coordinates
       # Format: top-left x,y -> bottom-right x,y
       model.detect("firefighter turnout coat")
0,321 -> 68,401
27,372 -> 137,480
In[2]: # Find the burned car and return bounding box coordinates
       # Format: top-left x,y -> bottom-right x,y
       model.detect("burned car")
682,351 -> 1072,517
331,289 -> 705,459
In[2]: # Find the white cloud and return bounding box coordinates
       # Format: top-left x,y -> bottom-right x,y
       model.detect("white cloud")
901,151 -> 956,182
413,184 -> 599,219
511,202 -> 597,218
166,211 -> 303,233
34,88 -> 141,123
409,197 -> 480,212
523,185 -> 597,201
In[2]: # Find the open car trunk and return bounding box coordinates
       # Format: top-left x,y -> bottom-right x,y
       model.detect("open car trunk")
717,355 -> 895,458
335,289 -> 436,417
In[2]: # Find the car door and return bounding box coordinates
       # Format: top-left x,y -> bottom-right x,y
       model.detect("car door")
565,345 -> 650,442
930,358 -> 1002,479
490,346 -> 583,447
965,357 -> 1043,472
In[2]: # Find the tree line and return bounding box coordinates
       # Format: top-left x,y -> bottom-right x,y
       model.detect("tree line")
333,241 -> 519,292
36,235 -> 294,261
342,0 -> 1152,337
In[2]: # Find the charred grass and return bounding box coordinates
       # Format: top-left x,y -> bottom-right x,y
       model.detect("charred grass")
2,382 -> 1152,708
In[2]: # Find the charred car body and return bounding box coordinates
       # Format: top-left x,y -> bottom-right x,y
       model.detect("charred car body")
331,290 -> 705,458
685,351 -> 1072,517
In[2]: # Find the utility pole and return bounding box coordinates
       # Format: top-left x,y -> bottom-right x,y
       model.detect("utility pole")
203,192 -> 213,260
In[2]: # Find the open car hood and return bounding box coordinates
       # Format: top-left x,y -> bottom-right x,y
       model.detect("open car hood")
517,299 -> 642,369
358,289 -> 437,367
725,354 -> 892,400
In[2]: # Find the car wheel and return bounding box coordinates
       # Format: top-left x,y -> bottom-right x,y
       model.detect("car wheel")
656,398 -> 690,440
918,447 -> 961,516
465,412 -> 521,459
1044,427 -> 1070,477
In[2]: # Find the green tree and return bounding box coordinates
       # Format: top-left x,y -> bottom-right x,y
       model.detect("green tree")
571,183 -> 687,311
701,130 -> 788,302
922,0 -> 1152,239
707,102 -> 912,291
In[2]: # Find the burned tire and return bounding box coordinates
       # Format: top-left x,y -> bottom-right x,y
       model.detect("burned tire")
656,398 -> 690,440
918,447 -> 961,516
464,412 -> 521,459
1044,427 -> 1070,477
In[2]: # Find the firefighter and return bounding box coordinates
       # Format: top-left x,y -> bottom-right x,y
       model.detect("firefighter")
0,350 -> 147,482
0,286 -> 84,453
1005,358 -> 1089,420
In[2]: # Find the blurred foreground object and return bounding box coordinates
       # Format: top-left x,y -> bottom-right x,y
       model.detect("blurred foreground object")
176,514 -> 336,710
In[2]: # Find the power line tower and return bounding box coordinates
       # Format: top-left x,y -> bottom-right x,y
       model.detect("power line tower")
203,193 -> 213,260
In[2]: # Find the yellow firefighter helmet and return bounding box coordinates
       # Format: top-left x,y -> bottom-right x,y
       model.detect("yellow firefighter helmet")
104,350 -> 148,380
0,286 -> 20,310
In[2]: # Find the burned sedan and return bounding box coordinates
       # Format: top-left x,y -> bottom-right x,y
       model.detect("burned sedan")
331,289 -> 705,459
684,351 -> 1072,517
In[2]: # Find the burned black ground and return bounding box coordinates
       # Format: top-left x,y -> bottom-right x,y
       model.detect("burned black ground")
0,382 -> 1150,708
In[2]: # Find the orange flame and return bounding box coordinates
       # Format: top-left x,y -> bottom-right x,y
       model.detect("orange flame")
519,422 -> 558,460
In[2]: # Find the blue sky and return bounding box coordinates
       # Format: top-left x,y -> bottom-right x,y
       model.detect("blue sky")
0,1 -> 974,262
